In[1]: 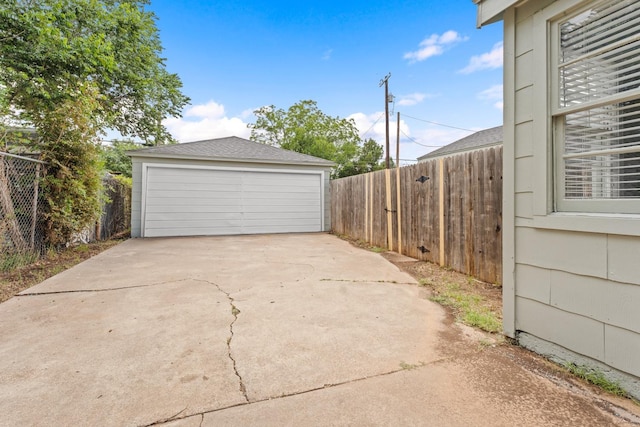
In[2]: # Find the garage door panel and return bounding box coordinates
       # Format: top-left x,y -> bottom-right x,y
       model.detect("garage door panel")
147,218 -> 243,229
144,225 -> 242,238
242,211 -> 320,220
147,200 -> 240,211
241,204 -> 319,213
241,224 -> 319,234
145,211 -> 244,221
146,189 -> 244,199
143,167 -> 322,237
241,192 -> 320,201
146,196 -> 242,207
149,168 -> 242,181
147,181 -> 242,192
244,187 -> 319,195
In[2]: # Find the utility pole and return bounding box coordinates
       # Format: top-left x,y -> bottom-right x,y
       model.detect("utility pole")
379,73 -> 391,169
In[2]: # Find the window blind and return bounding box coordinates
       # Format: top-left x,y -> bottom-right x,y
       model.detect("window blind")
557,0 -> 640,203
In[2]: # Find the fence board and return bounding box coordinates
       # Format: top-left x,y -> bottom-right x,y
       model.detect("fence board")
331,146 -> 502,284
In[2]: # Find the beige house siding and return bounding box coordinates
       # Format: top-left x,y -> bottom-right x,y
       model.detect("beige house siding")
498,0 -> 640,396
130,156 -> 332,238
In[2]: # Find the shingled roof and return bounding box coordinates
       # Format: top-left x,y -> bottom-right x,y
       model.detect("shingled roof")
127,136 -> 334,166
417,125 -> 503,161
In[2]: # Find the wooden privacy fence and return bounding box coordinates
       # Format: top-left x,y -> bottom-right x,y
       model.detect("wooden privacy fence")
331,146 -> 502,284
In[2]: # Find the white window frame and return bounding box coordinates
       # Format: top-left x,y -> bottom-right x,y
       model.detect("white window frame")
552,0 -> 640,214
528,0 -> 640,236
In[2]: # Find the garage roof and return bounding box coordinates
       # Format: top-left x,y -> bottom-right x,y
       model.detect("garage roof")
417,126 -> 502,160
128,136 -> 334,167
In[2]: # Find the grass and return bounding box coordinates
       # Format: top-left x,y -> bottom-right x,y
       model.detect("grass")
428,282 -> 502,333
1,250 -> 42,273
0,239 -> 124,303
564,363 -> 628,398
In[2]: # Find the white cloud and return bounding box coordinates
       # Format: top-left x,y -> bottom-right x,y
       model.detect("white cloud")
478,84 -> 503,112
396,92 -> 434,107
322,48 -> 333,60
348,111 -> 464,162
348,112 -> 409,144
240,108 -> 257,120
163,100 -> 251,142
404,30 -> 468,63
459,41 -> 503,74
184,100 -> 226,119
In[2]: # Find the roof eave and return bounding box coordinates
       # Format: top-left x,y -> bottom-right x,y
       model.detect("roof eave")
474,0 -> 521,27
126,151 -> 335,168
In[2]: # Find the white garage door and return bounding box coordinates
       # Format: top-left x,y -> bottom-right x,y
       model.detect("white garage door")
143,166 -> 323,237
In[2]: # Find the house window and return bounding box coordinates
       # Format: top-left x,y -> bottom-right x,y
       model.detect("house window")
552,0 -> 640,213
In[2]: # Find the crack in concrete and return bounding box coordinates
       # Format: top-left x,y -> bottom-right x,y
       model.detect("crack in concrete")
206,280 -> 249,403
319,278 -> 416,285
16,278 -> 193,297
149,359 -> 452,426
142,406 -> 188,426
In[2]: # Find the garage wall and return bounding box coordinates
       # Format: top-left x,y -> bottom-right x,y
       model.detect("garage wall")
130,156 -> 332,237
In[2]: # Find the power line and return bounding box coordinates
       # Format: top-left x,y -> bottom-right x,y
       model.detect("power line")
402,113 -> 476,133
400,129 -> 445,148
360,112 -> 385,138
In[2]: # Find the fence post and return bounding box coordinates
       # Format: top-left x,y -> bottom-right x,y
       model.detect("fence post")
365,172 -> 369,242
369,172 -> 373,244
385,168 -> 393,251
396,166 -> 402,255
439,158 -> 445,267
29,162 -> 41,249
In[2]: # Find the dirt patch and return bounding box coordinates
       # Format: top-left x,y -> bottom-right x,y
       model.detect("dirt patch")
340,234 -> 503,327
338,234 -> 640,421
0,239 -> 125,303
389,255 -> 503,317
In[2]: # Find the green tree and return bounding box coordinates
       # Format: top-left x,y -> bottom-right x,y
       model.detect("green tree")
0,0 -> 189,245
338,138 -> 387,177
0,0 -> 188,145
100,140 -> 141,178
249,100 -> 384,178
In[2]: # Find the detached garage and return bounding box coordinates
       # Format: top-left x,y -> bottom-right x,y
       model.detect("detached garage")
129,136 -> 334,238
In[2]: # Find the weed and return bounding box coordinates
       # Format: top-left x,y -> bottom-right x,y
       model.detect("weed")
231,305 -> 240,317
463,310 -> 502,333
49,265 -> 66,276
418,278 -> 432,287
74,244 -> 90,253
1,251 -> 41,272
370,246 -> 386,253
399,361 -> 423,370
564,363 -> 627,397
478,338 -> 494,348
429,282 -> 502,334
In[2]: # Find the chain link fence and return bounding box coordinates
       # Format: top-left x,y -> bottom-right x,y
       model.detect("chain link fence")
0,152 -> 47,269
1,152 -> 132,271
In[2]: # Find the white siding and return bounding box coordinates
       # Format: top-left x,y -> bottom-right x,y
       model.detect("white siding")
501,0 -> 640,395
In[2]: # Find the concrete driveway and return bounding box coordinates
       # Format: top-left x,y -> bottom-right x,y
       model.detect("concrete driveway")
0,233 -> 637,426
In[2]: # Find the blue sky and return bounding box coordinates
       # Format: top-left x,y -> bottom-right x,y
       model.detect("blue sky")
150,0 -> 504,163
